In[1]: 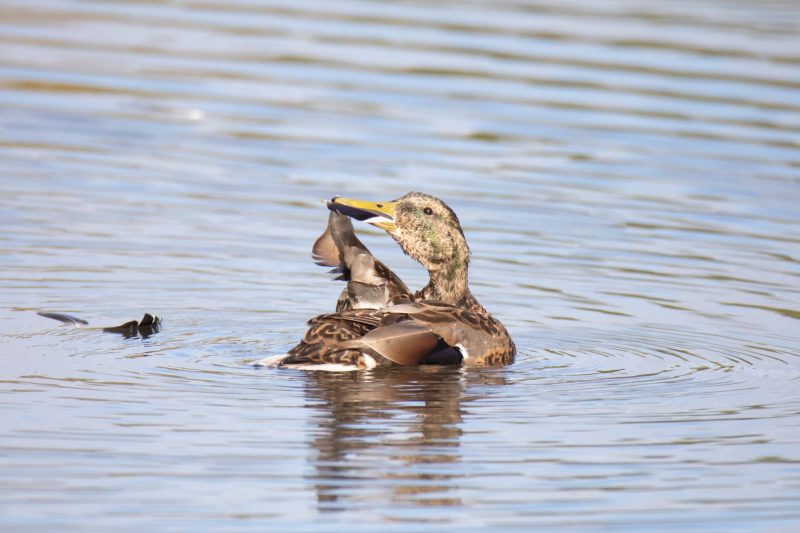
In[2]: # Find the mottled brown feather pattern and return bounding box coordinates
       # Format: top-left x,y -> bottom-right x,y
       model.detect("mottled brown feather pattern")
269,193 -> 515,369
281,311 -> 383,368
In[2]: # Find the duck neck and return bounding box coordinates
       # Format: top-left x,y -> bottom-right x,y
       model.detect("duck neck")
417,246 -> 475,308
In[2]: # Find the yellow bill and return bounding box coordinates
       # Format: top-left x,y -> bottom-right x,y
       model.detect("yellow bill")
327,197 -> 398,232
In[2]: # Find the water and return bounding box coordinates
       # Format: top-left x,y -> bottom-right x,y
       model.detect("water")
1,0 -> 799,530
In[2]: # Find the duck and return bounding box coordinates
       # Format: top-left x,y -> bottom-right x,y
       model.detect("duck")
256,192 -> 515,370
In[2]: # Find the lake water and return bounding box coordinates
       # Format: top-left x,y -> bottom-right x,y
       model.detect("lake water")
1,0 -> 799,530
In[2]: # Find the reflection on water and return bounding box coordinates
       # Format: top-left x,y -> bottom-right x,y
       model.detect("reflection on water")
305,368 -> 469,513
1,0 -> 800,530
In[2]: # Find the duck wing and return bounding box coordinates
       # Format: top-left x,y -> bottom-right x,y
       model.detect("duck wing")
350,302 -> 516,367
260,301 -> 514,370
262,309 -> 402,369
312,212 -> 413,311
259,308 -> 437,369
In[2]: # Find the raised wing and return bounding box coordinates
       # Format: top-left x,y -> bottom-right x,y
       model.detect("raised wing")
311,212 -> 413,311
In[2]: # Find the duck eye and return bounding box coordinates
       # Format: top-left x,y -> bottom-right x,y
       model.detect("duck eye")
423,207 -> 433,215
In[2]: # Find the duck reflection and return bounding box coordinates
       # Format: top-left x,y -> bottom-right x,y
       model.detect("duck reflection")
300,366 -> 509,513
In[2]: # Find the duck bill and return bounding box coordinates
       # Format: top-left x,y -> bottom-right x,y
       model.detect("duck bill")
327,197 -> 397,232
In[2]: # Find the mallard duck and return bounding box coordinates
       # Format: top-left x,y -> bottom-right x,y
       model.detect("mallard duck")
257,192 -> 515,370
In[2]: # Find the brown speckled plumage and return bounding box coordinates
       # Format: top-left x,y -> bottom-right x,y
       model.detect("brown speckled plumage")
259,192 -> 515,370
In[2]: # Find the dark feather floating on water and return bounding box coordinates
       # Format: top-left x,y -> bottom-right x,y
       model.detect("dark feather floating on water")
38,311 -> 161,339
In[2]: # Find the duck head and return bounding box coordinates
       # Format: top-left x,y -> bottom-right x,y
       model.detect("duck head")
328,192 -> 472,306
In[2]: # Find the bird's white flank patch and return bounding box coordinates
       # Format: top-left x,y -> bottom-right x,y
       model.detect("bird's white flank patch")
456,343 -> 470,362
252,354 -> 288,367
253,354 -> 376,372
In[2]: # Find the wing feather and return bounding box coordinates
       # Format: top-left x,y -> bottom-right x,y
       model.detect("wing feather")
354,322 -> 441,366
311,225 -> 340,267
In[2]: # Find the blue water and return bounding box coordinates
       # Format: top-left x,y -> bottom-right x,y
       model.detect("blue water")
1,0 -> 799,530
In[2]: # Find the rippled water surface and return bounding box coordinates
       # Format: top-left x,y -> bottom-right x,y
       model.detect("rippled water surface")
2,0 -> 800,530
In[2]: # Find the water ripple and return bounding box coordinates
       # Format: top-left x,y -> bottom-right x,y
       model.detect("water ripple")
2,0 -> 800,530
